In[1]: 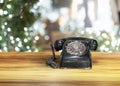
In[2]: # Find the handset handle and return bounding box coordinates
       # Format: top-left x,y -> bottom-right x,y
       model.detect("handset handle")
50,43 -> 56,60
46,43 -> 58,68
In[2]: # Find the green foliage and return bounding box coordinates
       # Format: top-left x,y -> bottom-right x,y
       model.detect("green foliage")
0,0 -> 41,52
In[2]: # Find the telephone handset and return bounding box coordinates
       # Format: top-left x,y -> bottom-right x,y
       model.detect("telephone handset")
46,37 -> 98,69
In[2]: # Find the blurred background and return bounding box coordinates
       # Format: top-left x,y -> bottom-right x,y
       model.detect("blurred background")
0,0 -> 120,52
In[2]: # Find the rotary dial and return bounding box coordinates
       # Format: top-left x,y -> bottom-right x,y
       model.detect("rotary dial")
66,41 -> 87,55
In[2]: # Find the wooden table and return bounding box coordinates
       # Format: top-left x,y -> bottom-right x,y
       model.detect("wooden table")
0,52 -> 120,86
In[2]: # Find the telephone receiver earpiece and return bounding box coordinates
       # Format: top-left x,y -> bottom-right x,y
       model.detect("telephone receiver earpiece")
46,56 -> 58,68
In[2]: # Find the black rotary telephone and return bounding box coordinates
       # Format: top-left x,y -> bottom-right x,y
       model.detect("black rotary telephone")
46,37 -> 98,69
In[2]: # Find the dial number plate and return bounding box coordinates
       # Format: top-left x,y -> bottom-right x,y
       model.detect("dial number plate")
66,41 -> 87,56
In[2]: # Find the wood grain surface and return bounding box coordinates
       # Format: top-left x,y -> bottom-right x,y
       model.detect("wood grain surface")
0,52 -> 120,86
